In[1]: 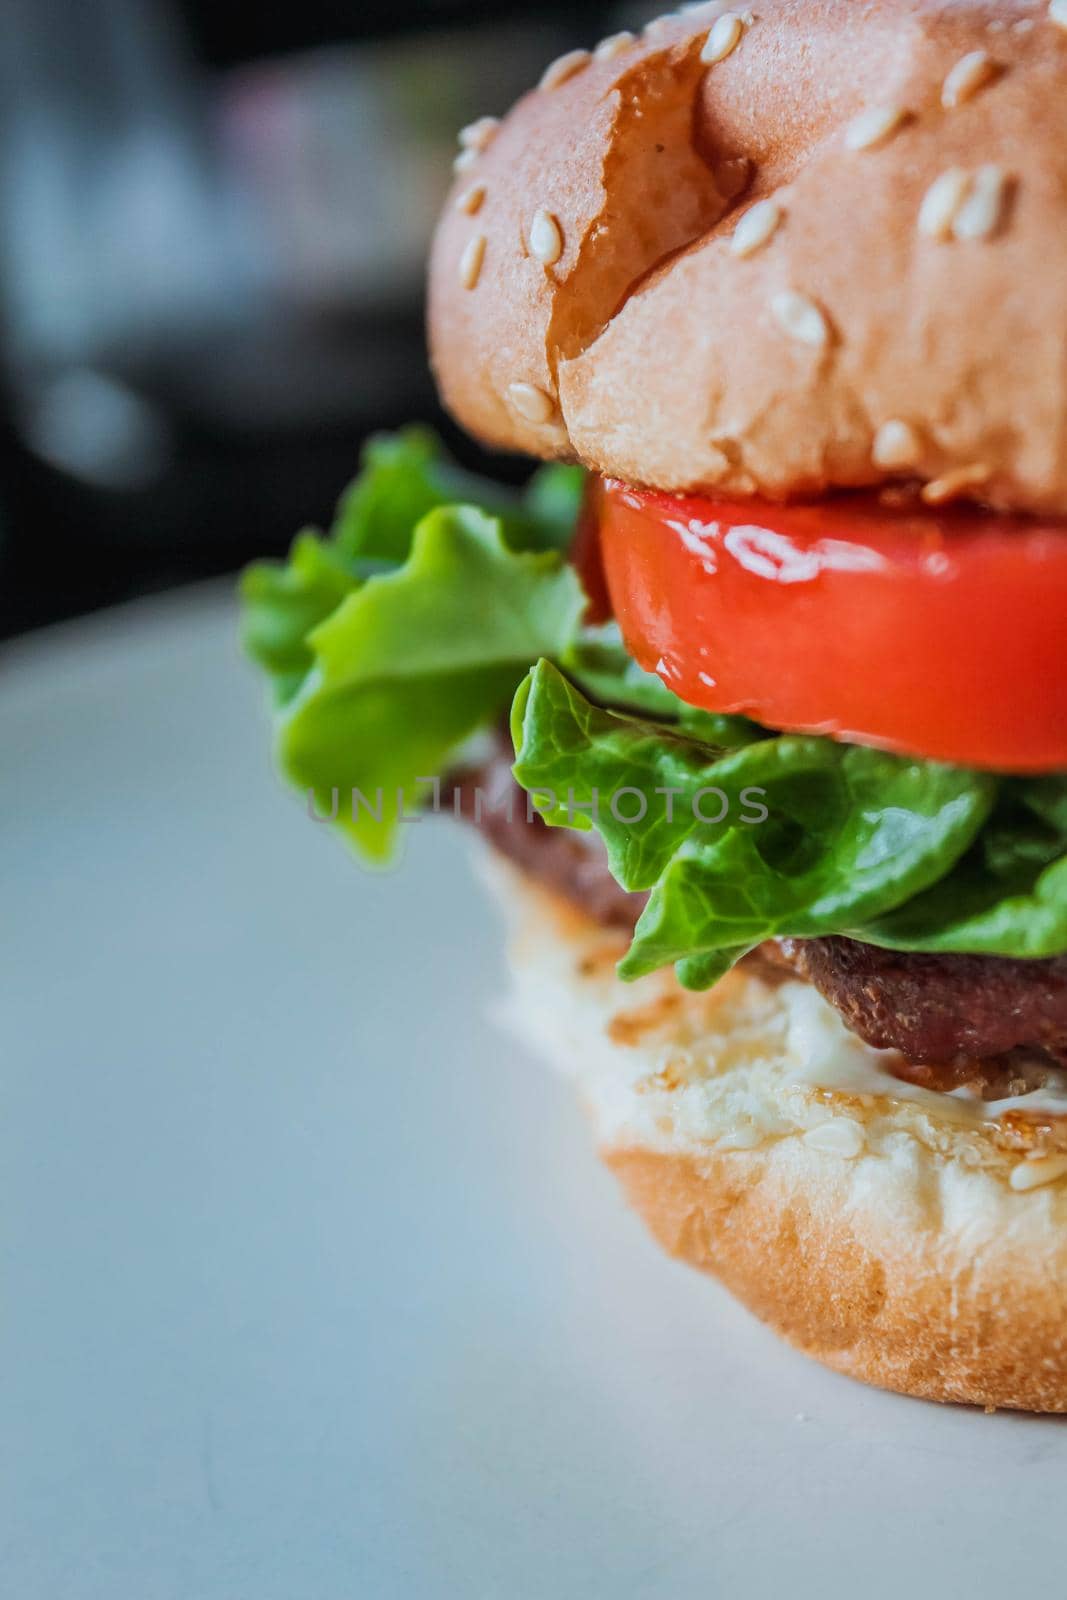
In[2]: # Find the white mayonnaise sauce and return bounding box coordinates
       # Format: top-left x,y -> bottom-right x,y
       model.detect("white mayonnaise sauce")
781,982 -> 1067,1124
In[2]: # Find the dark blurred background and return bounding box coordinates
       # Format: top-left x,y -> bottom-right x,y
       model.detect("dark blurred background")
0,0 -> 653,639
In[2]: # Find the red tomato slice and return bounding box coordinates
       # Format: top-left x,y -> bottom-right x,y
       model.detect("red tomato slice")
597,480 -> 1067,772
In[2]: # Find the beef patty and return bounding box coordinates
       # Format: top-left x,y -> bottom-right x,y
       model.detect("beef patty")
449,750 -> 643,931
451,748 -> 1067,1098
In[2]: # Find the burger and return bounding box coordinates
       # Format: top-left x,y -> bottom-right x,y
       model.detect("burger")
241,0 -> 1067,1410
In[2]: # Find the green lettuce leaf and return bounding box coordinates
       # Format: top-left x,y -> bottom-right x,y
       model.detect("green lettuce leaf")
240,532 -> 359,706
276,508 -> 584,859
862,779 -> 1067,956
240,428 -> 587,859
330,427 -> 584,563
512,661 -> 1001,986
239,427 -> 586,709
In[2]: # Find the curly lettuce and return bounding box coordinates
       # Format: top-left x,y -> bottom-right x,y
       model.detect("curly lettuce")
512,661 -> 1001,985
241,429 -> 586,858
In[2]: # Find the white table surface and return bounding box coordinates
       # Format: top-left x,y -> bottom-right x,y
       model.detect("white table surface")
3,586 -> 1066,1600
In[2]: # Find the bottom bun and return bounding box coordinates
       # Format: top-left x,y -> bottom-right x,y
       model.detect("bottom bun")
486,856 -> 1067,1412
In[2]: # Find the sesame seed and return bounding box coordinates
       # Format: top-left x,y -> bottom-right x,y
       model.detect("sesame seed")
918,167 -> 971,239
872,419 -> 922,470
771,290 -> 830,348
507,382 -> 557,424
952,165 -> 1010,241
942,50 -> 999,109
594,30 -> 636,61
717,1123 -> 763,1151
458,116 -> 500,151
1052,0 -> 1067,31
539,48 -> 591,91
730,199 -> 782,257
645,14 -> 679,39
701,11 -> 744,64
456,183 -> 487,216
803,1119 -> 866,1158
453,148 -> 479,174
844,104 -> 909,151
921,463 -> 991,505
681,0 -> 729,14
459,234 -> 486,290
1010,1154 -> 1067,1192
529,208 -> 564,267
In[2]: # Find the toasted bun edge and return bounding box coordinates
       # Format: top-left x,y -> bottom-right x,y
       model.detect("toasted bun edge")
488,855 -> 1067,1411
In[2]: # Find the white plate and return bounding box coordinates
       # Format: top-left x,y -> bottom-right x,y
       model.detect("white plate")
3,586 -> 1066,1599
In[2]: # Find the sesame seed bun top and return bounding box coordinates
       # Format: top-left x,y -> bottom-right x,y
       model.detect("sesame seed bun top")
428,1 -> 1067,514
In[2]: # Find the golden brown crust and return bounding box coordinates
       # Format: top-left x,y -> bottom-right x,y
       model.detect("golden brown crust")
430,1 -> 1067,514
608,1146 -> 1067,1412
491,860 -> 1067,1411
